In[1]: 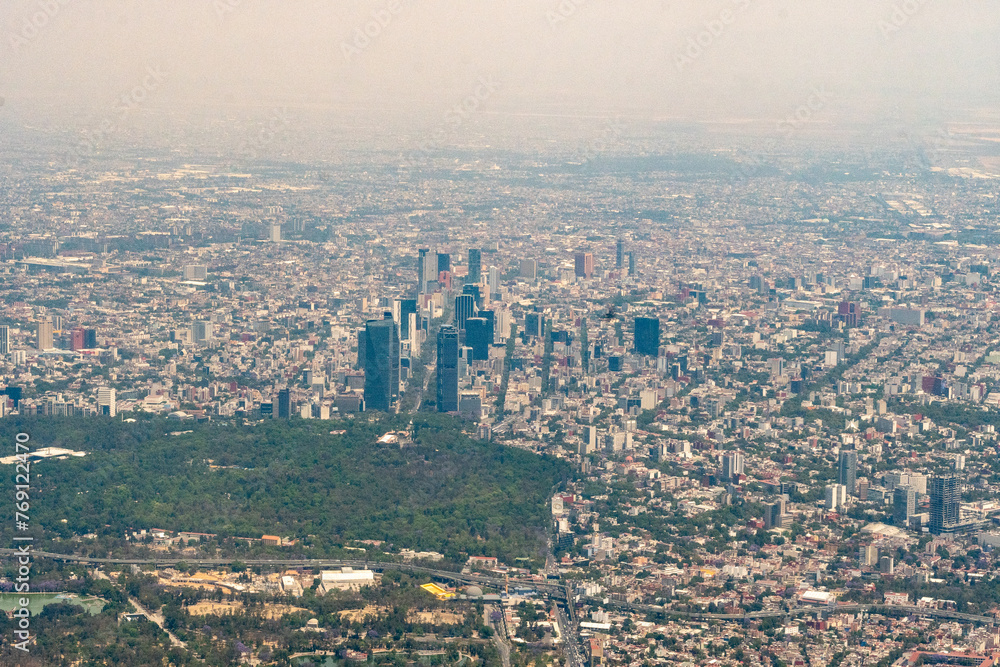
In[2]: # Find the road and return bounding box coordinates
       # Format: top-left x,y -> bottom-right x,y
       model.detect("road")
485,603 -> 511,667
128,594 -> 187,649
5,550 -> 996,632
555,604 -> 585,667
0,549 -> 568,596
413,361 -> 435,412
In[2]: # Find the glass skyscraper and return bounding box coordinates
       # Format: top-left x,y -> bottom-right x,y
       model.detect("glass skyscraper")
364,313 -> 400,412
436,325 -> 459,412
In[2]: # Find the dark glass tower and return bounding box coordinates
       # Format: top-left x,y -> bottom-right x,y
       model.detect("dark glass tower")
838,450 -> 857,495
634,317 -> 660,356
277,388 -> 292,419
364,312 -> 400,412
929,474 -> 960,534
398,299 -> 417,340
465,317 -> 490,361
436,325 -> 459,412
437,253 -> 451,274
468,248 -> 482,284
454,294 -> 476,330
616,239 -> 625,269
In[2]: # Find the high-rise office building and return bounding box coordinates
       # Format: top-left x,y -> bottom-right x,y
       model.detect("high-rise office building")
184,265 -> 208,281
462,284 -> 482,308
465,317 -> 490,361
269,224 -> 281,243
84,328 -> 97,349
893,485 -> 915,527
764,497 -> 786,529
436,325 -> 459,412
192,321 -> 213,344
97,387 -> 116,417
468,248 -> 482,284
277,388 -> 292,419
36,319 -> 53,351
417,248 -> 431,293
395,298 -> 418,341
525,312 -> 544,338
838,450 -> 858,495
479,309 -> 495,346
628,251 -> 636,276
0,325 -> 8,356
634,317 -> 660,356
519,258 -> 537,280
722,451 -> 745,480
929,474 -> 961,534
574,252 -> 594,279
437,253 -> 451,274
616,239 -> 625,269
363,313 -> 400,412
454,294 -> 476,330
70,327 -> 86,351
824,484 -> 847,510
488,266 -> 500,297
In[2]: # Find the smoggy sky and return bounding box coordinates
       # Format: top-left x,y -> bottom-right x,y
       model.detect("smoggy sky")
1,0 -> 998,155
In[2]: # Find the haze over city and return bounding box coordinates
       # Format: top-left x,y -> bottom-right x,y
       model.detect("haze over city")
3,1 -> 1000,666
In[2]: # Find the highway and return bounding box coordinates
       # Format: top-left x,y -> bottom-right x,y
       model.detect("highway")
7,548 -> 996,647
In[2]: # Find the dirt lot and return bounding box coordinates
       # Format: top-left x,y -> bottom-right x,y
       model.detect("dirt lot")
185,601 -> 310,619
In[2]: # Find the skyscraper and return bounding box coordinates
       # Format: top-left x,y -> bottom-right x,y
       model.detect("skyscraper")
468,248 -> 482,284
616,239 -> 625,269
628,251 -> 636,276
462,283 -> 482,308
838,450 -> 858,495
97,387 -> 116,417
395,298 -> 417,341
0,325 -> 8,356
436,325 -> 459,412
417,248 -> 431,293
764,497 -> 786,529
437,252 -> 451,274
364,313 -> 400,412
488,266 -> 500,297
519,258 -> 537,280
277,388 -> 292,419
479,309 -> 495,346
574,252 -> 594,279
893,485 -> 915,527
183,265 -> 208,281
465,317 -> 490,361
525,312 -> 544,338
269,224 -> 281,243
722,451 -> 745,480
70,327 -> 85,351
454,294 -> 476,330
36,319 -> 53,350
634,317 -> 660,356
929,474 -> 961,534
84,328 -> 97,349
